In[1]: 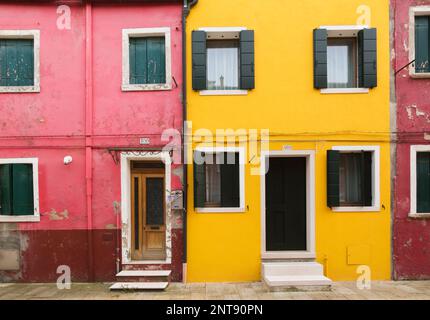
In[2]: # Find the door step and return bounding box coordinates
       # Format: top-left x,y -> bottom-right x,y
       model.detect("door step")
116,270 -> 171,277
110,282 -> 168,291
262,262 -> 332,291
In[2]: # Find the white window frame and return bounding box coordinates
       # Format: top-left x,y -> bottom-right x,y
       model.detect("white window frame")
198,27 -> 249,96
409,145 -> 430,218
194,146 -> 245,213
0,158 -> 40,222
409,6 -> 430,78
122,27 -> 172,92
319,25 -> 370,94
331,146 -> 380,212
0,30 -> 40,93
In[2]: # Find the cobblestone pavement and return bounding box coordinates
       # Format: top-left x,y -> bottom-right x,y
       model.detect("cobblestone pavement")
0,281 -> 429,300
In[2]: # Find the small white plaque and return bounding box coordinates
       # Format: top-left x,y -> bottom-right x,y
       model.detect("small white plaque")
140,137 -> 150,145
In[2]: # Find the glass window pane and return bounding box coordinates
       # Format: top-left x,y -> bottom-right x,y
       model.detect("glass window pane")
417,152 -> 430,213
204,153 -> 223,206
327,38 -> 356,88
207,40 -> 239,90
339,153 -> 363,206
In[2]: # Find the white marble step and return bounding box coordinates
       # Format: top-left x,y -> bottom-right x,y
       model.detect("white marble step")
116,270 -> 171,277
264,275 -> 332,287
262,262 -> 323,276
110,282 -> 168,290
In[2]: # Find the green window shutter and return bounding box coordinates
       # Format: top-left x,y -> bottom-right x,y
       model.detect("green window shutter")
0,164 -> 13,215
327,150 -> 340,208
192,30 -> 207,90
0,39 -> 34,87
415,16 -> 430,73
11,164 -> 34,215
220,152 -> 240,208
193,151 -> 206,208
358,28 -> 377,88
417,152 -> 430,213
240,30 -> 255,90
362,151 -> 373,207
313,28 -> 328,89
129,37 -> 165,85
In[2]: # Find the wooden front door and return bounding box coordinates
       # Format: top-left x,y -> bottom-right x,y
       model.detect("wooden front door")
131,169 -> 166,260
265,157 -> 307,251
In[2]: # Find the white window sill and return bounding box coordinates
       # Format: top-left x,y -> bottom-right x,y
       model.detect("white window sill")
408,212 -> 430,219
409,71 -> 430,79
331,206 -> 380,212
196,207 -> 245,213
122,83 -> 172,92
0,85 -> 40,93
0,215 -> 40,222
320,88 -> 369,94
261,251 -> 316,260
199,90 -> 248,96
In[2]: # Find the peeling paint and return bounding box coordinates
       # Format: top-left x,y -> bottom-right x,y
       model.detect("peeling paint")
405,105 -> 430,122
113,201 -> 121,215
45,209 -> 69,221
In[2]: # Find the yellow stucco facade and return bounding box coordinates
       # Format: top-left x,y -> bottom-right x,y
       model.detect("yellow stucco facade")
186,0 -> 391,282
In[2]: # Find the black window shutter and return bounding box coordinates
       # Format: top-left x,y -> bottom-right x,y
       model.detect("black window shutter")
358,28 -> 377,88
327,150 -> 340,208
192,31 -> 207,91
362,151 -> 373,207
240,30 -> 255,90
0,164 -> 12,215
220,153 -> 240,208
415,16 -> 430,73
313,28 -> 328,89
417,152 -> 430,213
193,151 -> 206,208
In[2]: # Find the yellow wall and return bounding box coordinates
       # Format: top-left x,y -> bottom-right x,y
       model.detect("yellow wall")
186,0 -> 391,282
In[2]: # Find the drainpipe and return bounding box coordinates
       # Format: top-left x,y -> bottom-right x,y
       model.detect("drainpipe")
85,1 -> 95,282
182,0 -> 198,282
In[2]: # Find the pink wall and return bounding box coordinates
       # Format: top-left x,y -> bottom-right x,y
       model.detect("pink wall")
0,2 -> 183,282
393,0 -> 430,279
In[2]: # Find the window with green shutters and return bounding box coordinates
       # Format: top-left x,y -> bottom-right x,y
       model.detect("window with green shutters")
0,39 -> 34,87
0,163 -> 34,216
415,16 -> 430,73
416,152 -> 430,213
194,151 -> 242,210
129,37 -> 166,85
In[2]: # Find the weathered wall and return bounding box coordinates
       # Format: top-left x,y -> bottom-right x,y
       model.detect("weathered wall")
392,0 -> 430,280
0,2 -> 184,282
186,0 -> 391,282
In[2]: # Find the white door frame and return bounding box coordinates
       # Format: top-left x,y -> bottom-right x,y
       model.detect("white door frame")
120,151 -> 172,264
260,150 -> 316,260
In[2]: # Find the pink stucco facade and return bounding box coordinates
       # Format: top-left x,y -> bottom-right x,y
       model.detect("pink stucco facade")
0,1 -> 184,282
392,0 -> 430,279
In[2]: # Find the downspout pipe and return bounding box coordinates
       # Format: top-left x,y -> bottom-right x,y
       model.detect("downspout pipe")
85,1 -> 95,282
182,0 -> 198,279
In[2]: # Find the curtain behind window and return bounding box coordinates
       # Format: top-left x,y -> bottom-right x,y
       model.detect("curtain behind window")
207,40 -> 239,90
327,38 -> 356,88
339,153 -> 362,205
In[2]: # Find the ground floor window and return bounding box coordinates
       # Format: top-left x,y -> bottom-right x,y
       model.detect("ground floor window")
410,145 -> 430,216
327,146 -> 380,212
193,147 -> 245,212
0,158 -> 39,221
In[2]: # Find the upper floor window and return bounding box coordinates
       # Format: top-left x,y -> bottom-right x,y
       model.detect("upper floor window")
122,27 -> 172,91
410,7 -> 430,77
192,28 -> 254,95
314,26 -> 377,93
410,145 -> 430,218
0,158 -> 39,222
0,30 -> 40,93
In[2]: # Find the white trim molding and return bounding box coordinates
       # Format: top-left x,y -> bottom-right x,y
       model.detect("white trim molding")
0,158 -> 40,222
409,6 -> 430,78
194,146 -> 246,213
122,27 -> 172,92
120,151 -> 172,264
0,30 -> 40,93
199,89 -> 248,96
260,150 -> 316,260
409,145 -> 430,218
321,88 -> 369,94
331,146 -> 381,212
